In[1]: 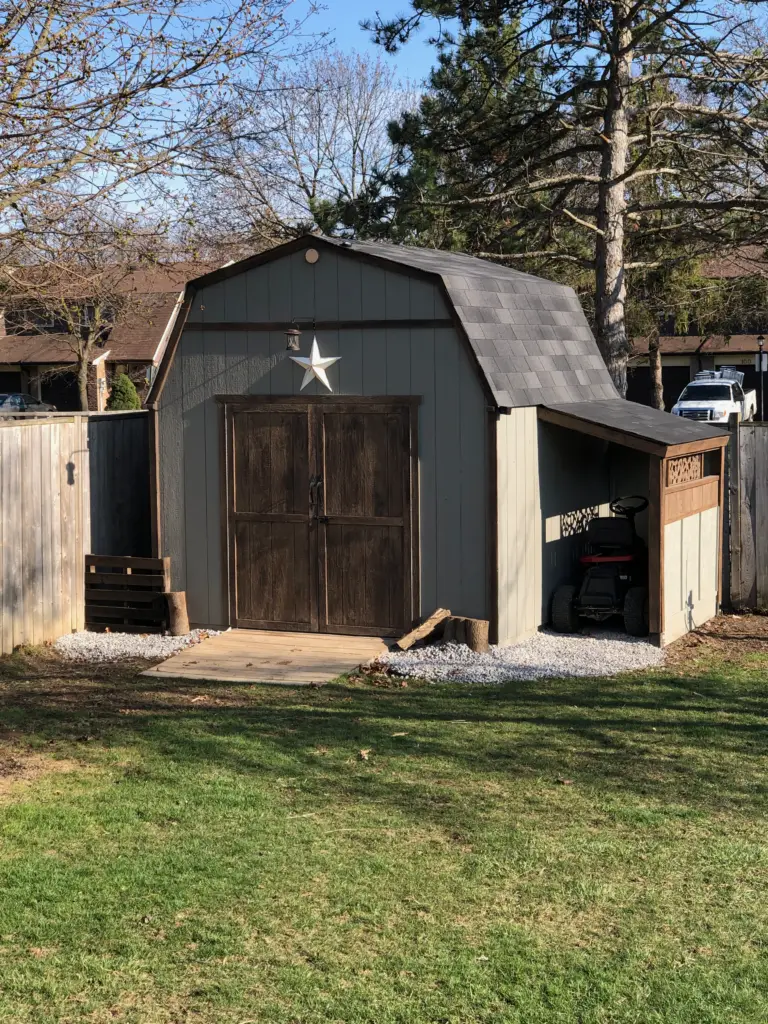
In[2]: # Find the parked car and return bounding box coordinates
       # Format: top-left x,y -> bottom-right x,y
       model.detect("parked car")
0,393 -> 57,414
671,368 -> 756,423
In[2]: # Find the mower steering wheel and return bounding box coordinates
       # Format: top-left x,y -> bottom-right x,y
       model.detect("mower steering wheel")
610,495 -> 649,517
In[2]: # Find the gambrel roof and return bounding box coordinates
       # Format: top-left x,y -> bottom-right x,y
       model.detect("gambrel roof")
149,236 -> 728,445
321,237 -> 618,408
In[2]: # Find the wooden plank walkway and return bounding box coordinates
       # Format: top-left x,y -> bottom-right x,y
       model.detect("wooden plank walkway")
141,629 -> 392,685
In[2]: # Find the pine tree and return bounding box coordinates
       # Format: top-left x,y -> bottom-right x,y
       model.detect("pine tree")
355,1 -> 768,394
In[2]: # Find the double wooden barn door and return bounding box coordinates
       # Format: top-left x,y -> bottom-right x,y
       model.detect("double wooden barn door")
222,397 -> 418,636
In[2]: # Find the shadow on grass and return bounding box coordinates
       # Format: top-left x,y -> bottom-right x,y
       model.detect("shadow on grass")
0,651 -> 766,829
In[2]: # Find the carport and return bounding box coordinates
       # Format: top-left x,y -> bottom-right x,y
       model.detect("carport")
538,400 -> 731,646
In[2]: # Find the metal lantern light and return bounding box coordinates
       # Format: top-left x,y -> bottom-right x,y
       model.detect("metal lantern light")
284,327 -> 302,352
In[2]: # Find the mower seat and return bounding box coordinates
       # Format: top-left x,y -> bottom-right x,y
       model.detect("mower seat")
586,516 -> 634,553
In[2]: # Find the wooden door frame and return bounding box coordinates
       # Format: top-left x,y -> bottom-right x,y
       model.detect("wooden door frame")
216,394 -> 421,634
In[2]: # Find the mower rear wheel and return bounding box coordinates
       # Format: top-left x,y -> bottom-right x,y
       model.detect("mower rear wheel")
624,586 -> 649,637
552,584 -> 580,633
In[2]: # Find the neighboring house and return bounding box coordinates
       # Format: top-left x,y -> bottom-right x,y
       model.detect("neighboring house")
629,248 -> 768,413
0,263 -> 213,410
148,235 -> 728,647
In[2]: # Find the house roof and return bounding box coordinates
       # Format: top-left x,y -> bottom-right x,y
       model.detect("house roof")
701,246 -> 768,279
0,293 -> 183,364
632,334 -> 761,357
0,263 -> 216,367
539,399 -> 729,455
177,235 -> 617,409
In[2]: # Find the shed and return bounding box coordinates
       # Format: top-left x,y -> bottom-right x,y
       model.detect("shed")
148,235 -> 729,646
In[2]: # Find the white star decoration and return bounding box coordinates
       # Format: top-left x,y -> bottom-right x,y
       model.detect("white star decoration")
290,336 -> 341,392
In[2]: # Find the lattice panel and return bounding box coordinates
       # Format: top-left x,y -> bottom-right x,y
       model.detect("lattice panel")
667,454 -> 702,487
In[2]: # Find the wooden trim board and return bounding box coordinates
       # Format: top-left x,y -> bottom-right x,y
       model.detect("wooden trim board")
184,318 -> 454,332
148,406 -> 161,558
717,445 -> 725,609
487,409 -> 499,644
663,476 -> 719,525
215,394 -> 422,408
648,455 -> 664,635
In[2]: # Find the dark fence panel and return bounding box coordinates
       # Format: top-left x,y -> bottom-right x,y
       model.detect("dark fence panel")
728,421 -> 768,610
87,412 -> 151,557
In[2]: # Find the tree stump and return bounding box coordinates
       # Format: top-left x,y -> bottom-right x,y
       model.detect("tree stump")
164,591 -> 190,636
442,616 -> 489,653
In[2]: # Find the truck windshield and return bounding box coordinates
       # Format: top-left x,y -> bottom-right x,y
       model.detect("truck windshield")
679,384 -> 732,401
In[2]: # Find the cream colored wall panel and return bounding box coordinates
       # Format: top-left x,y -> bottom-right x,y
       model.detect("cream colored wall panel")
663,506 -> 718,644
496,407 -> 542,645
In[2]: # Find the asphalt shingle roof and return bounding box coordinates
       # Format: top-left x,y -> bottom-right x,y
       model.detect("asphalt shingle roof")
0,293 -> 182,364
176,237 -> 725,450
323,238 -> 618,408
545,399 -> 729,446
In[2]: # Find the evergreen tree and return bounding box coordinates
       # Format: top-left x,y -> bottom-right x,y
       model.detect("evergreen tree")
350,1 -> 768,394
107,373 -> 141,411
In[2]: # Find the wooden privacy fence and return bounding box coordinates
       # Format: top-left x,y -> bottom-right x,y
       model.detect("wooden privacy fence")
0,411 -> 151,654
728,421 -> 768,610
0,416 -> 89,650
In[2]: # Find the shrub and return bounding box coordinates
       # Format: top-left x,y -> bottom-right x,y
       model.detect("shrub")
107,372 -> 141,410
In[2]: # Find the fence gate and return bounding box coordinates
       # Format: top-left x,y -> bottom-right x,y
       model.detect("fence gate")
729,422 -> 768,610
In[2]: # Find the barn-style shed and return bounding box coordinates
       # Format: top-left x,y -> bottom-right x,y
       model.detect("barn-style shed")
148,235 -> 729,646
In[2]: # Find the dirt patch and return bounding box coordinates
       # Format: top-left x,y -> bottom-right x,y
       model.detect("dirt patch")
0,749 -> 84,799
665,613 -> 768,665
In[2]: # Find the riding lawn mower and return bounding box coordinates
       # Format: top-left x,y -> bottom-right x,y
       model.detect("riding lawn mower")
550,495 -> 649,637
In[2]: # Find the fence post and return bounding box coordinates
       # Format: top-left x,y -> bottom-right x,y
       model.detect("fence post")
728,417 -> 740,610
756,424 -> 768,609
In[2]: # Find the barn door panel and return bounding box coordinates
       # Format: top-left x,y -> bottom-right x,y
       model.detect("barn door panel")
318,405 -> 413,635
229,408 -> 316,629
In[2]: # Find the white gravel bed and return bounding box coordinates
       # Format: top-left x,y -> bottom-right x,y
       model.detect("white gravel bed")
54,628 -> 221,662
377,629 -> 665,683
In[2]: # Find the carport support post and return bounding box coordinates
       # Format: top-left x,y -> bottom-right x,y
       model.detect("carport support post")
648,454 -> 665,642
718,444 -> 726,612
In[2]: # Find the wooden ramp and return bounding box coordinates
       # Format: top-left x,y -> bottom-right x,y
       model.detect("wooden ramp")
141,629 -> 391,686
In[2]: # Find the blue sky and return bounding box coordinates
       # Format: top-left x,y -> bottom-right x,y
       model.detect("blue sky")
297,0 -> 439,82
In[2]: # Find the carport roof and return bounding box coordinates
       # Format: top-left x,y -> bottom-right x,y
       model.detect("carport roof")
539,399 -> 730,455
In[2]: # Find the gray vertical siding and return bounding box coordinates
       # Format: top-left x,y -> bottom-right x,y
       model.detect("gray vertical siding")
158,247 -> 489,626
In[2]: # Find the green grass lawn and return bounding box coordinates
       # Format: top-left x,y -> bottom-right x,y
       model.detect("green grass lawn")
0,645 -> 766,1023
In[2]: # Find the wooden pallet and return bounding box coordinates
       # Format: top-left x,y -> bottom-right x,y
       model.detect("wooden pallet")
85,555 -> 170,633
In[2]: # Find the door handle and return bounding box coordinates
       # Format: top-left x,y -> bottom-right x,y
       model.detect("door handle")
309,475 -> 326,521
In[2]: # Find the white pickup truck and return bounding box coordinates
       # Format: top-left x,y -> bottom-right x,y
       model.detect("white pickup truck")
671,368 -> 757,423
